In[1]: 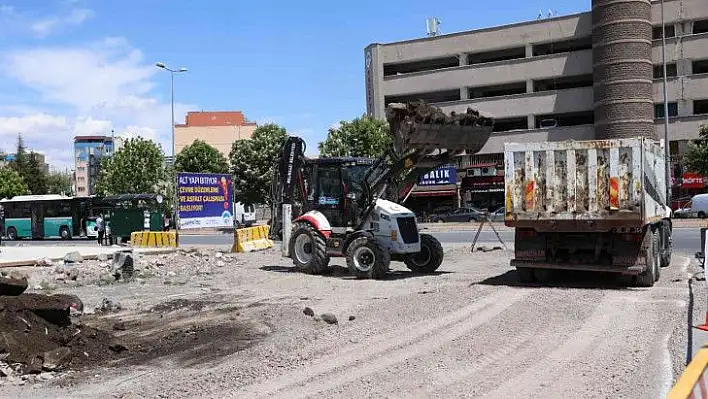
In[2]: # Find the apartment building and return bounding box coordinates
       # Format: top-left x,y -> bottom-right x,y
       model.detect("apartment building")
365,0 -> 708,210
74,136 -> 114,195
174,111 -> 257,158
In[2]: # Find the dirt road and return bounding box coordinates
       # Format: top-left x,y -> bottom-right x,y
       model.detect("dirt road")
1,244 -> 699,398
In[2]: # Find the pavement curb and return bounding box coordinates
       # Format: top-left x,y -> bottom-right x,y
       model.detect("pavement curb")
0,247 -> 177,268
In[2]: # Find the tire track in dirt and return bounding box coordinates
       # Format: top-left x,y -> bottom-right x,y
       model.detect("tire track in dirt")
229,288 -> 530,399
483,290 -> 672,398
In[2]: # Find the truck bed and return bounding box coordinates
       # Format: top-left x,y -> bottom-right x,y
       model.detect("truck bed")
504,138 -> 667,231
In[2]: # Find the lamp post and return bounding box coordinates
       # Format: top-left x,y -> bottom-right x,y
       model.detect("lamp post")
156,62 -> 187,241
660,0 -> 671,206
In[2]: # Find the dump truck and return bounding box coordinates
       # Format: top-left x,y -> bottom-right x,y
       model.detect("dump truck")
504,138 -> 673,287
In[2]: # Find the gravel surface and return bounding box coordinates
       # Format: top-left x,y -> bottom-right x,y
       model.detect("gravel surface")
0,244 -> 701,398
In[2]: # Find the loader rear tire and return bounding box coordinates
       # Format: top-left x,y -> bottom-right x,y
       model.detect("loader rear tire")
346,236 -> 390,279
404,233 -> 444,273
289,222 -> 329,275
516,268 -> 536,283
635,229 -> 659,287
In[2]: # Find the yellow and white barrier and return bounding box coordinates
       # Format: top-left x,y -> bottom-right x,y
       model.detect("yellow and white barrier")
668,347 -> 708,398
232,225 -> 274,253
130,231 -> 178,248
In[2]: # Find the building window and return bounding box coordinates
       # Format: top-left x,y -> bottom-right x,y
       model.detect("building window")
535,111 -> 594,128
694,99 -> 708,115
532,36 -> 592,57
78,187 -> 86,192
654,102 -> 678,119
654,63 -> 678,79
384,89 -> 461,105
383,56 -> 459,77
693,19 -> 708,35
693,60 -> 708,75
652,25 -> 676,40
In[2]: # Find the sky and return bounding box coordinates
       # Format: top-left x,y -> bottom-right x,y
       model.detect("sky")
0,0 -> 590,170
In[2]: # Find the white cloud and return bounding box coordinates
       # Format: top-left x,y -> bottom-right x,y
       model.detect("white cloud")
0,37 -> 195,169
30,8 -> 94,38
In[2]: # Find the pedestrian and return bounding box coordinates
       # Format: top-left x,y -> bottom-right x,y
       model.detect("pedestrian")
96,214 -> 105,246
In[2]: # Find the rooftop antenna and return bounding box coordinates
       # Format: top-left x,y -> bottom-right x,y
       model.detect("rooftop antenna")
426,17 -> 441,36
547,9 -> 554,18
537,10 -> 543,20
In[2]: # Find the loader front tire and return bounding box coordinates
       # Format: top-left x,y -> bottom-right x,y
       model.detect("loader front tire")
404,233 -> 444,273
346,235 -> 390,279
289,222 -> 329,274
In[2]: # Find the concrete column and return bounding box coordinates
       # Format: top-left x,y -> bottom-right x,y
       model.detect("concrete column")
525,44 -> 533,58
527,115 -> 536,129
460,87 -> 469,100
459,53 -> 467,66
677,99 -> 692,118
526,80 -> 534,93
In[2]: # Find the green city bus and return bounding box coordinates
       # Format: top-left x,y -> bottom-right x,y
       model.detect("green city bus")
0,195 -> 94,240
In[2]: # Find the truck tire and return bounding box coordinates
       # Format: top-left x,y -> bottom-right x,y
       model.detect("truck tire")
346,236 -> 390,279
660,224 -> 672,268
404,233 -> 444,273
7,227 -> 18,240
635,230 -> 659,287
289,222 -> 329,274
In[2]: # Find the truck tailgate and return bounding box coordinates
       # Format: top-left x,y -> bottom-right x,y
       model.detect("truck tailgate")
504,138 -> 666,230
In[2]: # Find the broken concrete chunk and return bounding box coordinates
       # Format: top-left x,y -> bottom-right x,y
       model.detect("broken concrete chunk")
303,307 -> 314,317
41,347 -> 71,371
35,258 -> 53,267
112,252 -> 134,279
97,253 -> 109,262
63,251 -> 83,263
320,313 -> 338,325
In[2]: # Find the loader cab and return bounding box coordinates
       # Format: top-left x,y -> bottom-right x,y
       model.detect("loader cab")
303,157 -> 376,228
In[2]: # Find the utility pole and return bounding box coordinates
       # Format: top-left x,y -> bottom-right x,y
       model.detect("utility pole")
156,62 -> 187,243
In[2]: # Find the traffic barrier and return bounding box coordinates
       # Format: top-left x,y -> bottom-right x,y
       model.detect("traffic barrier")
232,225 -> 274,253
668,346 -> 708,398
130,231 -> 177,248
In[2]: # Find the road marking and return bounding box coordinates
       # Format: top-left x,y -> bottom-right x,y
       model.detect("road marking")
231,288 -> 530,398
660,333 -> 674,399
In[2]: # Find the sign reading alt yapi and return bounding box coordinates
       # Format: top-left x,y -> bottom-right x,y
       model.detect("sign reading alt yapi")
177,172 -> 234,229
419,167 -> 457,186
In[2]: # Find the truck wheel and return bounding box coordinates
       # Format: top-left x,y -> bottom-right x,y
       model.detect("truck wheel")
516,268 -> 536,283
59,226 -> 72,240
404,233 -> 444,273
288,222 -> 329,274
346,236 -> 390,279
635,230 -> 658,287
660,225 -> 672,268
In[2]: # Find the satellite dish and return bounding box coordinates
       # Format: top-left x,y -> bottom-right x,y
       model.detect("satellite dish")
156,194 -> 164,204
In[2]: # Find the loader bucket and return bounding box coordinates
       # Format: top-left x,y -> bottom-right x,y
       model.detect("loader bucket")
385,101 -> 495,155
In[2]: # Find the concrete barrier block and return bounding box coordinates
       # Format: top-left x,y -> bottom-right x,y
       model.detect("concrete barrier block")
232,225 -> 274,253
130,231 -> 177,248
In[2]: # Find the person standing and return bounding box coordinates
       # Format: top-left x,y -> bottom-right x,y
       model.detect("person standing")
96,214 -> 105,246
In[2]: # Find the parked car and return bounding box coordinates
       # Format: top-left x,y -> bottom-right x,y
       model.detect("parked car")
689,194 -> 708,218
488,208 -> 505,222
430,207 -> 486,223
673,207 -> 696,218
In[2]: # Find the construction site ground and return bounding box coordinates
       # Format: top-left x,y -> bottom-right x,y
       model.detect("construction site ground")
0,243 -> 703,398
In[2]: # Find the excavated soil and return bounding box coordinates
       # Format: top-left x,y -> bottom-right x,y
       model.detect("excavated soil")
0,294 -> 125,374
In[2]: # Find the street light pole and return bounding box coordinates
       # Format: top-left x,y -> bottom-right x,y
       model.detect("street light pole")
660,0 -> 672,207
156,62 -> 187,243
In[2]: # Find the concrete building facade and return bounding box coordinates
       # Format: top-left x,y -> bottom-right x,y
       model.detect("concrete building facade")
365,0 -> 708,210
174,111 -> 257,158
73,136 -> 114,195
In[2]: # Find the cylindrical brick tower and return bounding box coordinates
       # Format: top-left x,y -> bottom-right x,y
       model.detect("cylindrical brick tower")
592,0 -> 655,139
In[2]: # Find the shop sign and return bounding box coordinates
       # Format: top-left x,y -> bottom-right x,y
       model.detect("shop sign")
419,167 -> 457,186
461,176 -> 504,192
671,173 -> 705,189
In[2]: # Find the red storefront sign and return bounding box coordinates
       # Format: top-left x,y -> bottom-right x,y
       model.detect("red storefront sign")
671,173 -> 705,189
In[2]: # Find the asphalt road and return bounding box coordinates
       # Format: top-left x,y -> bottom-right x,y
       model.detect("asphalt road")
1,227 -> 702,254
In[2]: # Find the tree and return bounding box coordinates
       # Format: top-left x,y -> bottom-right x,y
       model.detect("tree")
684,124 -> 708,175
174,139 -> 229,174
0,167 -> 29,199
229,123 -> 288,205
318,115 -> 392,158
94,137 -> 166,195
46,170 -> 73,195
24,151 -> 48,195
9,133 -> 28,177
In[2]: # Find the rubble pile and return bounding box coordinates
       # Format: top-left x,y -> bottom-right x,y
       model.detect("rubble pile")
0,273 -> 124,380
